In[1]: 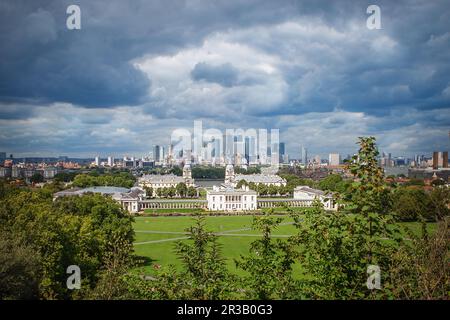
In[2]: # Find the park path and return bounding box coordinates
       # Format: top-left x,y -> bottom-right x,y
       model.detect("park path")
133,221 -> 296,245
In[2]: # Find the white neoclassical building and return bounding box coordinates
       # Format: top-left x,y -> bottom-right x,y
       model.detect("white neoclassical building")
54,186 -> 146,214
224,164 -> 286,187
138,163 -> 195,191
207,185 -> 257,212
293,186 -> 338,211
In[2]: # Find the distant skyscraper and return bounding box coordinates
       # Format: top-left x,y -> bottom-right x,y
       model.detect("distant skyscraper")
0,152 -> 6,160
443,151 -> 449,168
153,145 -> 161,163
301,146 -> 308,165
95,156 -> 100,166
432,151 -> 439,169
107,156 -> 114,167
279,142 -> 286,163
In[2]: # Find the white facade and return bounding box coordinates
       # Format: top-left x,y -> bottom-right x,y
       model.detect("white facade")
224,164 -> 286,187
207,185 -> 257,211
293,186 -> 337,211
138,172 -> 195,190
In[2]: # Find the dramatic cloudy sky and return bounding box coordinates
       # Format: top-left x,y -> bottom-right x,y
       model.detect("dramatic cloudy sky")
0,0 -> 449,158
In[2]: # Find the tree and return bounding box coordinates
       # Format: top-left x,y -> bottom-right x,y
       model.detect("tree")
171,215 -> 236,299
343,137 -> 397,266
257,184 -> 268,197
236,212 -> 299,299
143,186 -> 153,199
167,186 -> 176,198
289,137 -> 402,299
236,179 -> 247,189
391,187 -> 430,221
0,233 -> 42,299
291,199 -> 397,299
388,218 -> 449,299
187,186 -> 197,198
318,174 -> 343,191
428,187 -> 450,221
30,173 -> 44,184
268,185 -> 279,196
176,182 -> 187,198
0,183 -> 135,299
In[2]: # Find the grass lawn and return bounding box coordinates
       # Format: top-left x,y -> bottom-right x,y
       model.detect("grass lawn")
132,215 -> 437,277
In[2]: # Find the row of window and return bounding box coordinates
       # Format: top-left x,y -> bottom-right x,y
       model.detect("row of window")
211,195 -> 255,202
211,203 -> 256,210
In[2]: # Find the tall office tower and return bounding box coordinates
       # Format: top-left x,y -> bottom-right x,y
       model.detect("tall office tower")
107,156 -> 114,167
301,146 -> 308,165
212,138 -> 221,158
245,137 -> 250,163
443,151 -> 449,168
225,132 -> 234,161
279,142 -> 286,163
95,156 -> 100,166
153,145 -> 161,163
0,152 -> 6,160
235,136 -> 245,157
432,151 -> 439,169
329,153 -> 341,166
246,136 -> 257,164
161,146 -> 166,163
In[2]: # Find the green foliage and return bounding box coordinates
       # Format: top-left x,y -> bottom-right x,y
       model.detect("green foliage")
192,166 -> 225,179
172,215 -> 236,299
235,167 -> 261,174
0,182 -> 135,299
0,232 -> 42,299
318,174 -> 343,191
187,186 -> 197,198
428,187 -> 450,221
143,185 -> 153,199
236,212 -> 299,299
72,172 -> 136,188
391,187 -> 431,221
176,182 -> 187,198
278,174 -> 315,194
388,218 -> 449,299
54,172 -> 78,182
291,200 -> 400,299
30,173 -> 44,183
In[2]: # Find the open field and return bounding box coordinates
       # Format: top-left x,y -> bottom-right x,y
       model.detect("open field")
132,215 -> 437,276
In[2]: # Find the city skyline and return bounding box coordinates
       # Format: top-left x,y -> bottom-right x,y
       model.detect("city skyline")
1,1 -> 449,158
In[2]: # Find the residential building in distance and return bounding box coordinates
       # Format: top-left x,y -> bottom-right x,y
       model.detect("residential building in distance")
43,167 -> 58,179
328,153 -> 341,166
207,185 -> 257,211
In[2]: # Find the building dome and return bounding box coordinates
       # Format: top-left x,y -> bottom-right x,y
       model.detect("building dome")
225,163 -> 235,184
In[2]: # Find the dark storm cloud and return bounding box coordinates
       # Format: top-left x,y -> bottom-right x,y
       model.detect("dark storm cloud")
0,0 -> 449,156
0,0 -> 301,108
